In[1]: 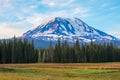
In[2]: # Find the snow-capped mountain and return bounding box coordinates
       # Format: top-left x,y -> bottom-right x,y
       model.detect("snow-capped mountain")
22,17 -> 119,48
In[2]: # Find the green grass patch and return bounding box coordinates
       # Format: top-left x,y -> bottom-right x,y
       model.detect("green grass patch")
0,68 -> 117,75
66,69 -> 117,74
0,68 -> 45,76
0,68 -> 32,73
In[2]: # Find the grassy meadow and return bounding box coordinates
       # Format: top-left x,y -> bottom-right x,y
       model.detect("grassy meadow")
0,63 -> 120,80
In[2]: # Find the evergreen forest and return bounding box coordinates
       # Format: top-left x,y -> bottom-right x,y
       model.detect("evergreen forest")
0,38 -> 120,63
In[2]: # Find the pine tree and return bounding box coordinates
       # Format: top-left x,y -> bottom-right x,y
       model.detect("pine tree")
74,39 -> 80,62
48,41 -> 54,62
54,39 -> 61,63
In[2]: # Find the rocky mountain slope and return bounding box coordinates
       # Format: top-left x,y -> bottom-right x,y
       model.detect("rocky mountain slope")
22,17 -> 119,48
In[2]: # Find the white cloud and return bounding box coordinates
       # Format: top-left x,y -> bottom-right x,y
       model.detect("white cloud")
39,0 -> 75,7
50,10 -> 67,17
101,3 -> 110,8
0,0 -> 13,10
0,23 -> 25,39
49,1 -> 55,6
74,7 -> 91,18
24,11 -> 64,27
60,0 -> 75,7
113,32 -> 120,39
89,0 -> 95,2
29,5 -> 37,9
110,6 -> 118,10
108,31 -> 120,39
0,0 -> 16,14
107,25 -> 120,39
40,0 -> 56,7
40,0 -> 55,7
24,7 -> 91,27
25,14 -> 48,27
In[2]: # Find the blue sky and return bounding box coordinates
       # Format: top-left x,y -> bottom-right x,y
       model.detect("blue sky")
0,0 -> 120,38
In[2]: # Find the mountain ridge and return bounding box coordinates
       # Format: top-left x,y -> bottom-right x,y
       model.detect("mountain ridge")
22,17 -> 119,48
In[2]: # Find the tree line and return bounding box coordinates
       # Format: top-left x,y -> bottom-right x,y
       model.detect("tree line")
0,37 -> 38,63
0,37 -> 120,63
37,39 -> 120,63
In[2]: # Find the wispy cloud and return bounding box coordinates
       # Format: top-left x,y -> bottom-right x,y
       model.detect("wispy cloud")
73,7 -> 91,18
60,0 -> 75,7
110,6 -> 118,10
107,24 -> 120,39
0,0 -> 13,10
108,31 -> 120,39
113,32 -> 120,39
25,14 -> 47,27
74,7 -> 89,14
0,0 -> 15,19
40,0 -> 55,7
89,0 -> 96,2
49,1 -> 55,6
39,0 -> 75,7
101,3 -> 110,8
25,10 -> 67,26
0,22 -> 25,39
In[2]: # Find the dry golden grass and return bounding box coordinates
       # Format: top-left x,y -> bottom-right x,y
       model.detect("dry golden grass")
0,62 -> 120,69
0,62 -> 120,80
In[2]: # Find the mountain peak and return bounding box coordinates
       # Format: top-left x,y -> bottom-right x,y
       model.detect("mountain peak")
22,17 -> 119,44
